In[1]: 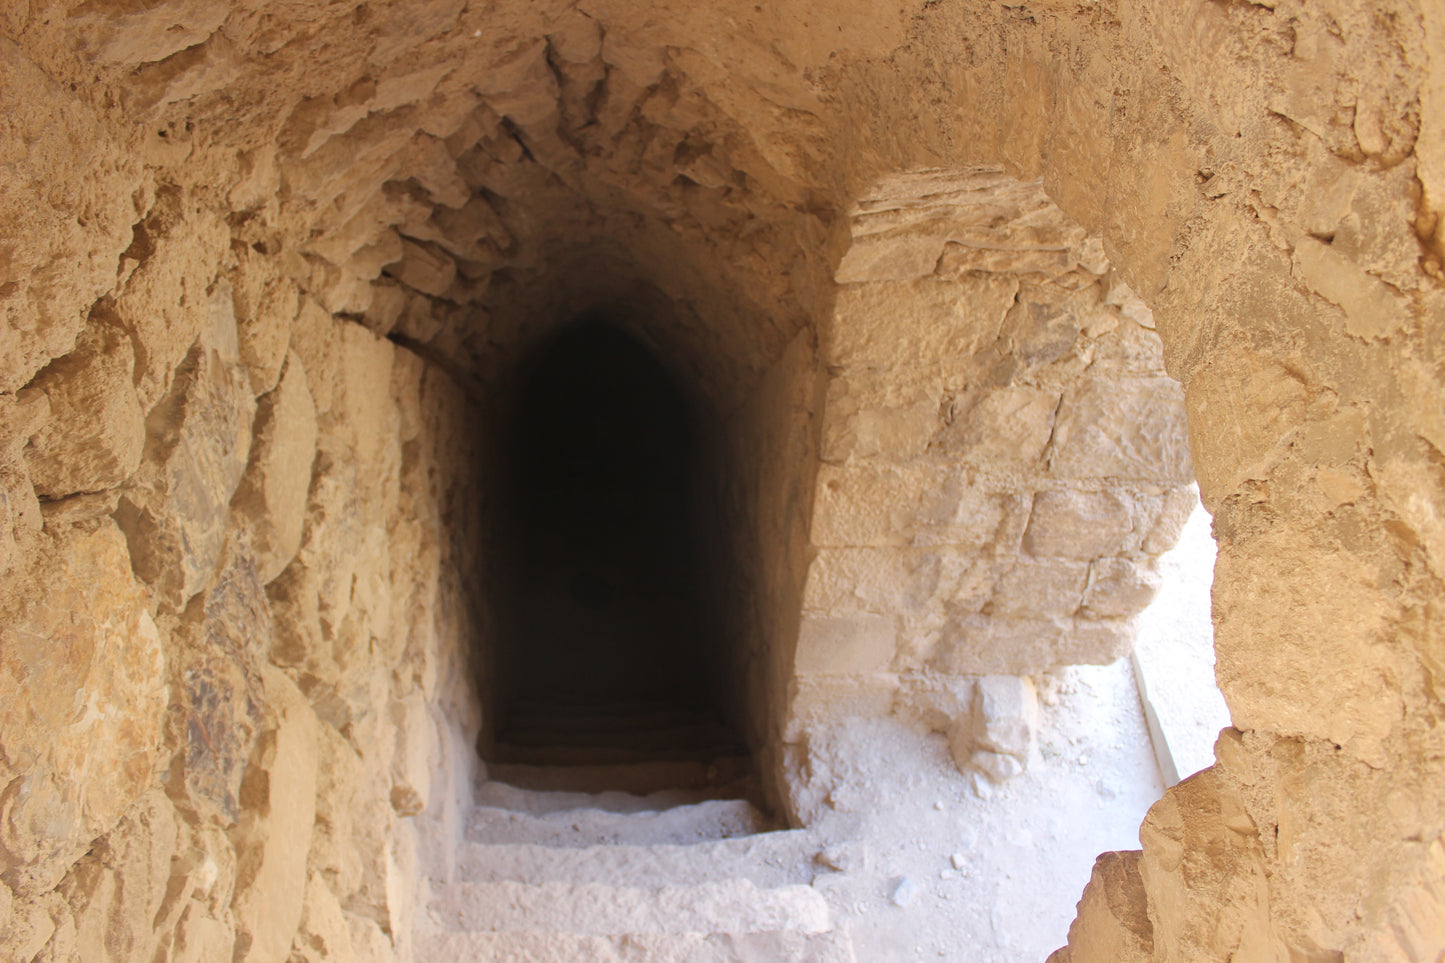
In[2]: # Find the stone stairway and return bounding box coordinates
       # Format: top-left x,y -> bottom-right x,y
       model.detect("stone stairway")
418,765 -> 856,962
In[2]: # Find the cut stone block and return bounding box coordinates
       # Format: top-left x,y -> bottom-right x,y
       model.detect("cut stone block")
24,314 -> 145,498
794,613 -> 897,674
990,558 -> 1089,618
232,666 -> 319,963
1083,558 -> 1161,619
231,351 -> 318,585
1023,489 -> 1134,559
1049,376 -> 1191,482
934,387 -> 1060,465
974,674 -> 1039,759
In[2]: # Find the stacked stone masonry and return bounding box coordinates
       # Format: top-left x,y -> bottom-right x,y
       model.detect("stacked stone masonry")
0,1 -> 1441,962
790,171 -> 1195,753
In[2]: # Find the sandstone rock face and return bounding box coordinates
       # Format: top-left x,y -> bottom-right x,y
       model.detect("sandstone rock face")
114,289 -> 256,611
23,311 -> 145,498
1048,850 -> 1153,963
231,350 -> 318,585
0,523 -> 166,895
0,1 -> 1440,962
948,675 -> 1041,785
231,666 -> 320,963
169,540 -> 271,827
792,174 -> 1191,757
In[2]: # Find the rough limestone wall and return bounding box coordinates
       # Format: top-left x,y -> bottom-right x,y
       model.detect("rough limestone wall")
1,0 -> 1443,961
787,170 -> 1194,770
812,2 -> 1445,960
721,329 -> 829,810
0,28 -> 487,963
2,3 -> 847,956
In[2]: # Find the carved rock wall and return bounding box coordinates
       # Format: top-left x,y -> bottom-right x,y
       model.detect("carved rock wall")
0,0 -> 1440,961
790,171 -> 1194,755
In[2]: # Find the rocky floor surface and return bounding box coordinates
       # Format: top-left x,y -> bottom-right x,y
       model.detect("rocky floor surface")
419,657 -> 1165,962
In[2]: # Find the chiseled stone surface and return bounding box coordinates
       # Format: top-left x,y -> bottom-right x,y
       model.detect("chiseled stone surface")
113,290 -> 256,611
231,350 -> 318,585
0,523 -> 166,895
23,312 -> 145,498
170,540 -> 271,827
0,1 -> 1439,961
1047,850 -> 1154,963
231,666 -> 320,963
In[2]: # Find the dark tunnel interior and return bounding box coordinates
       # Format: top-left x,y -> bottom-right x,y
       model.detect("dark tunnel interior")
487,319 -> 744,766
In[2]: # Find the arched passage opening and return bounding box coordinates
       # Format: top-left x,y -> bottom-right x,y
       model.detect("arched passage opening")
486,319 -> 744,766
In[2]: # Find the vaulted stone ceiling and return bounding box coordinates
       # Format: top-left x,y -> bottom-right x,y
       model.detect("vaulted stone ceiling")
2,1 -> 1443,961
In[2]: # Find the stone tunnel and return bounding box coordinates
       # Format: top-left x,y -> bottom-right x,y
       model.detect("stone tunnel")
0,1 -> 1443,961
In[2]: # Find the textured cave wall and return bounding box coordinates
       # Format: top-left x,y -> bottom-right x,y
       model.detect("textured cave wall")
783,169 -> 1197,820
0,1 -> 1441,962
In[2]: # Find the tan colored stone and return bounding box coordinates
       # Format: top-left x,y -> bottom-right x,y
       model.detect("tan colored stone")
311,722 -> 366,900
1185,351 -> 1311,510
0,523 -> 165,894
389,691 -> 437,817
291,872 -> 357,963
935,615 -> 1134,675
0,387 -> 50,466
795,613 -> 897,674
111,193 -> 230,410
347,230 -> 406,281
1214,524 -> 1401,766
785,673 -> 902,742
231,666 -> 319,963
407,135 -> 471,210
1082,558 -> 1161,619
1292,236 -> 1409,341
1056,851 -> 1154,963
167,904 -> 235,963
0,878 -> 55,960
0,49 -> 140,396
803,547 -> 974,616
1139,768 -> 1274,963
62,790 -> 178,963
386,237 -> 457,298
934,387 -> 1059,465
812,464 -> 1017,549
1048,376 -> 1191,483
827,275 -> 1018,370
834,228 -> 948,282
114,289 -> 255,610
820,369 -> 940,463
231,351 -> 319,585
936,240 -> 1073,277
0,465 -> 40,576
231,252 -> 301,396
346,913 -> 397,963
288,299 -> 342,416
266,561 -> 328,680
0,5 -> 1440,960
333,321 -> 400,471
169,540 -> 271,826
1023,489 -> 1134,559
989,558 -> 1089,618
1136,486 -> 1200,555
23,312 -> 145,498
70,0 -> 229,66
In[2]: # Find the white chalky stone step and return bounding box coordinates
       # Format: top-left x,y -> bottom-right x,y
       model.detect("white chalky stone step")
475,780 -> 722,816
466,798 -> 766,847
457,830 -> 820,888
486,758 -> 753,796
432,879 -> 832,936
420,929 -> 857,962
